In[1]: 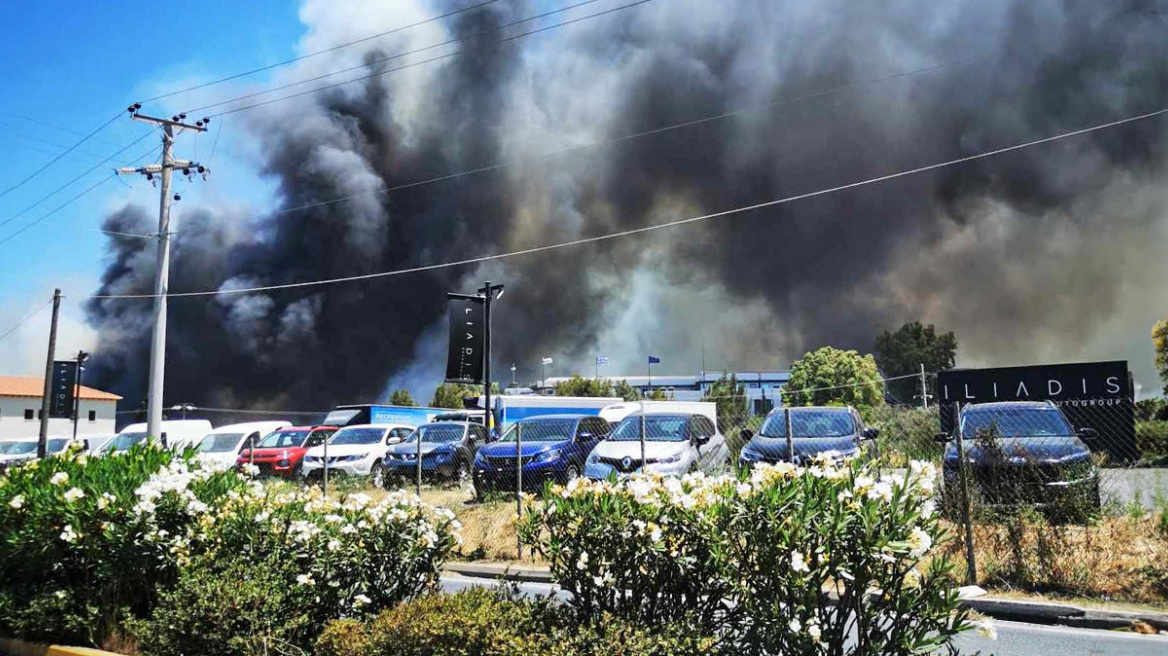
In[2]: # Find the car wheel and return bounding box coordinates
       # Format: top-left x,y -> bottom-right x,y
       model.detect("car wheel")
370,461 -> 386,489
455,461 -> 470,487
565,464 -> 581,482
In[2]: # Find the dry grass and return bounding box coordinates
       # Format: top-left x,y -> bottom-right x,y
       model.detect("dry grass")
939,514 -> 1168,605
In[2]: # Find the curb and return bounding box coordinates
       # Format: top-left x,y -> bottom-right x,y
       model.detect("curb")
442,564 -> 1168,632
0,638 -> 121,656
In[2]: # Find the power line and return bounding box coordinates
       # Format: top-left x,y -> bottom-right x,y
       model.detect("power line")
0,143 -> 161,248
200,0 -> 654,117
259,56 -> 964,220
89,103 -> 1168,301
0,299 -> 52,344
0,128 -> 158,233
0,111 -> 123,201
140,0 -> 503,105
0,110 -> 124,147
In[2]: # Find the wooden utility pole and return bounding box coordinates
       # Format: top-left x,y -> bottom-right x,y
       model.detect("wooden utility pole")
37,289 -> 62,459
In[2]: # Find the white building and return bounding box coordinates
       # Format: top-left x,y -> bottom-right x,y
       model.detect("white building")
0,376 -> 121,439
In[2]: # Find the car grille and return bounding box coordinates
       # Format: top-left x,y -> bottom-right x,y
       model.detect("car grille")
485,455 -> 539,468
596,456 -> 657,473
966,462 -> 1088,504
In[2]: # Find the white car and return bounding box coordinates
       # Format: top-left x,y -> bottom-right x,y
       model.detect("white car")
0,437 -> 76,470
195,421 -> 291,470
300,423 -> 415,487
584,412 -> 728,479
103,420 -> 214,454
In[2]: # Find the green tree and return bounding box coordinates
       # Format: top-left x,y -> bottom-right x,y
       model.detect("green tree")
554,375 -> 614,397
701,370 -> 747,433
429,382 -> 499,409
1154,316 -> 1168,396
389,389 -> 417,406
613,380 -> 642,401
873,321 -> 958,404
786,346 -> 884,409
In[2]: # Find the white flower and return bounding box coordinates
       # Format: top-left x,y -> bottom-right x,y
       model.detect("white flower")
59,524 -> 80,543
8,495 -> 24,510
98,493 -> 116,510
736,482 -> 753,497
904,568 -> 922,589
974,618 -> 997,640
788,618 -> 802,632
50,472 -> 69,486
867,481 -> 894,503
63,487 -> 85,503
353,594 -> 371,608
791,551 -> 810,573
920,500 -> 936,519
576,551 -> 589,570
242,463 -> 260,476
806,619 -> 823,643
907,526 -> 933,558
328,539 -> 342,552
296,574 -> 315,587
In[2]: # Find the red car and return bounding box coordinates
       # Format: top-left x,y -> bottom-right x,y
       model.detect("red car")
237,425 -> 338,477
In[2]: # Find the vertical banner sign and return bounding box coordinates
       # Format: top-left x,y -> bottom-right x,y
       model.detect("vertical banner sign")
445,295 -> 485,384
50,360 -> 79,419
937,361 -> 1134,463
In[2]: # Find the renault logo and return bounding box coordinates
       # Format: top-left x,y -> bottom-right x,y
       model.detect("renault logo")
621,456 -> 633,470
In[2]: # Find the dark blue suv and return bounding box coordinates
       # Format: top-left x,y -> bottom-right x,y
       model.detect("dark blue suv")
937,401 -> 1100,509
738,406 -> 878,467
473,414 -> 610,499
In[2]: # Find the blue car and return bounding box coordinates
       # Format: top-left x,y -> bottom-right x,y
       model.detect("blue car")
383,421 -> 490,485
473,414 -> 611,499
738,406 -> 877,468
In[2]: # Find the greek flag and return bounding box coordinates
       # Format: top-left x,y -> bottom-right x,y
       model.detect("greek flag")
541,357 -> 554,365
595,356 -> 609,365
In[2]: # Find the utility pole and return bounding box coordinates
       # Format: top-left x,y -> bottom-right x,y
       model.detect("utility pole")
37,289 -> 62,459
117,104 -> 207,443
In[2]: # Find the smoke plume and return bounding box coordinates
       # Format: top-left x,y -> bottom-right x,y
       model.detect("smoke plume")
86,0 -> 1168,411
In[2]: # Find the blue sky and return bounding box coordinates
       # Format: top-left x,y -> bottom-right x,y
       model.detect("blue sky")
0,0 -> 306,372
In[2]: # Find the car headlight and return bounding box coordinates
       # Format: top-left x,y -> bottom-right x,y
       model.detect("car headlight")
535,449 -> 562,463
739,449 -> 760,462
587,452 -> 600,465
304,455 -> 319,463
658,452 -> 683,464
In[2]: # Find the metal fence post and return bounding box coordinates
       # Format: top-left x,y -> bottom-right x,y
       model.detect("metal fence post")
639,399 -> 647,471
416,429 -> 423,497
323,432 -> 329,496
516,421 -> 523,560
954,401 -> 978,584
785,407 -> 795,464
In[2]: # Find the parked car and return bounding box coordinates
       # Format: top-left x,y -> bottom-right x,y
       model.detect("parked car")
473,414 -> 611,498
584,412 -> 728,479
738,406 -> 878,468
300,424 -> 415,487
103,420 -> 214,454
937,401 -> 1100,510
194,421 -> 291,470
384,421 -> 489,485
0,438 -> 75,472
236,425 -> 338,477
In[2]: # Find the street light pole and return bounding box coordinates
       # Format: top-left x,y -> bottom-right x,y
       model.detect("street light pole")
71,351 -> 89,442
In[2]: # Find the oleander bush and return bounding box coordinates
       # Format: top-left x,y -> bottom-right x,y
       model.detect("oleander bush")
316,586 -> 723,656
0,444 -> 460,652
518,456 -> 983,655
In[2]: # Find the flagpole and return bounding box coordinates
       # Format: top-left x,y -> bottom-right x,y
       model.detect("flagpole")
647,357 -> 652,395
595,356 -> 599,380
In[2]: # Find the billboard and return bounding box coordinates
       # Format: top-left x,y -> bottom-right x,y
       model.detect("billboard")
938,361 -> 1135,462
444,295 -> 485,384
49,360 -> 79,419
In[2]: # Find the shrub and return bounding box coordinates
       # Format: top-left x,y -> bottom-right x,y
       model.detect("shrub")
134,486 -> 460,656
519,457 -> 979,655
317,587 -> 722,656
863,405 -> 942,467
0,445 -> 247,645
1135,421 -> 1168,464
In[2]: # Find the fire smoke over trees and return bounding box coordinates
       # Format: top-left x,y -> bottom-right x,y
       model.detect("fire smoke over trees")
86,0 -> 1168,410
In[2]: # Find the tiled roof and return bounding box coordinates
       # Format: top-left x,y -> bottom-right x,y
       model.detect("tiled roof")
0,376 -> 122,401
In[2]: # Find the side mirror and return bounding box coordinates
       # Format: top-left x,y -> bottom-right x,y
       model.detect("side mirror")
740,429 -> 754,441
862,427 -> 879,441
1077,427 -> 1098,440
933,432 -> 951,444
694,433 -> 711,446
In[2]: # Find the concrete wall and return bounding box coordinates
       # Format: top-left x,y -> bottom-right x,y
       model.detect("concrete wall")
0,397 -> 117,439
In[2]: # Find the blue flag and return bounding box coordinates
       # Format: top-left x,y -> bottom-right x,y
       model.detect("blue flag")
648,356 -> 661,364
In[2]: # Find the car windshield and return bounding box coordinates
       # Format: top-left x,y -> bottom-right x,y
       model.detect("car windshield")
759,410 -> 855,438
47,439 -> 69,453
106,432 -> 148,451
962,409 -> 1073,438
2,442 -> 38,455
198,433 -> 245,453
258,430 -> 307,448
609,415 -> 689,442
498,419 -> 576,442
329,428 -> 385,445
406,424 -> 464,444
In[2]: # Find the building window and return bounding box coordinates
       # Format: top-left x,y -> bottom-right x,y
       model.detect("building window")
25,409 -> 34,420
88,410 -> 97,422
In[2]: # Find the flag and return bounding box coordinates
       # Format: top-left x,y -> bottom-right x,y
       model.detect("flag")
595,356 -> 609,365
648,356 -> 661,364
541,357 -> 554,365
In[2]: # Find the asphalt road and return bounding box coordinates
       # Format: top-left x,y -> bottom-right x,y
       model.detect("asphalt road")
439,574 -> 1168,656
1101,467 -> 1168,508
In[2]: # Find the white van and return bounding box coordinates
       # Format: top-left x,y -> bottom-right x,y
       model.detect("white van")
195,421 -> 291,470
103,420 -> 214,454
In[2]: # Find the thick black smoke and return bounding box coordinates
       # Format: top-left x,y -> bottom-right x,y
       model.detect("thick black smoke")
87,0 -> 1168,411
